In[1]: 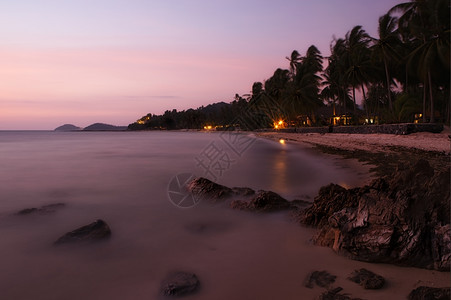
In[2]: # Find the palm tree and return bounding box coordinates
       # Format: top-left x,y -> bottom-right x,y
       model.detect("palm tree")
371,13 -> 403,114
286,50 -> 301,78
344,26 -> 372,113
286,45 -> 324,124
327,38 -> 350,115
390,0 -> 450,123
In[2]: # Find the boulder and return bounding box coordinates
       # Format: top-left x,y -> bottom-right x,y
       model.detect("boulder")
318,287 -> 362,300
160,272 -> 200,297
348,269 -> 385,289
304,270 -> 336,288
300,159 -> 451,271
232,187 -> 255,196
408,286 -> 450,300
231,190 -> 291,212
55,219 -> 111,244
187,177 -> 233,203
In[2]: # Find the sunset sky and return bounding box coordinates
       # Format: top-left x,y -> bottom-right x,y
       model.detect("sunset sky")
1,0 -> 401,130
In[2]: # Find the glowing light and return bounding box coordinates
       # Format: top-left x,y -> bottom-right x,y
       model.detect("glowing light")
204,125 -> 213,130
273,119 -> 285,129
279,139 -> 285,144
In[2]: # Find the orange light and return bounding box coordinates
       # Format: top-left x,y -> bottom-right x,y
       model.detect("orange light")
279,139 -> 285,144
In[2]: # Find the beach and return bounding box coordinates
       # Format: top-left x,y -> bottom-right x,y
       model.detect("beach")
256,127 -> 450,155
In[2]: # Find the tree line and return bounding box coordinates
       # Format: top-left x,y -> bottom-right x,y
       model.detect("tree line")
129,0 -> 449,130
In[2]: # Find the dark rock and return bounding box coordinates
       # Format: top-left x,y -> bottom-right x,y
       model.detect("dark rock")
230,190 -> 291,212
187,177 -> 233,203
300,159 -> 450,271
232,187 -> 255,196
16,203 -> 66,215
305,270 -> 336,288
348,269 -> 385,289
161,272 -> 200,297
408,286 -> 451,300
55,219 -> 111,244
318,287 -> 363,300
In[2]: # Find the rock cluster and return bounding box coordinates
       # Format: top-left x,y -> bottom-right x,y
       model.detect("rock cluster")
187,177 -> 233,203
231,190 -> 292,212
408,286 -> 450,300
299,159 -> 450,271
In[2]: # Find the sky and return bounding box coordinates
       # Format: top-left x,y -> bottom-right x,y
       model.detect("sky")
0,0 -> 402,130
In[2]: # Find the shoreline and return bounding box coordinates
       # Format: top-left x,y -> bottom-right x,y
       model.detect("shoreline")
255,129 -> 450,177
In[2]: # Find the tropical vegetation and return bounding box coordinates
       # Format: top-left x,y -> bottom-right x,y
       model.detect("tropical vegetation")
129,0 -> 449,130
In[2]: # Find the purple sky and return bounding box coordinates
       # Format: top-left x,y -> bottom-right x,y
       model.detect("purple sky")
1,0 -> 401,130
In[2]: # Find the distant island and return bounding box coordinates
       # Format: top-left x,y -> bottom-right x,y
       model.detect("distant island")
54,123 -> 126,131
82,123 -> 127,131
54,124 -> 82,131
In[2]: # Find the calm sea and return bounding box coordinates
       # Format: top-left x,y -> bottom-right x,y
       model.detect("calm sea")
0,131 -> 446,299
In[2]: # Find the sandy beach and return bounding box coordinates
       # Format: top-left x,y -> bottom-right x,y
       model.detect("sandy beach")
256,127 -> 450,155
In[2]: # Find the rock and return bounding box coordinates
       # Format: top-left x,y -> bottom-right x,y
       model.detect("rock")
161,272 -> 200,297
16,203 -> 66,215
300,159 -> 450,271
232,187 -> 255,196
187,177 -> 233,203
318,287 -> 362,300
230,190 -> 291,212
55,219 -> 111,244
408,286 -> 450,300
304,270 -> 336,288
348,269 -> 385,289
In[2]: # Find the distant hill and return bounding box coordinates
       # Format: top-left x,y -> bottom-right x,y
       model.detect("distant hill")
54,124 -> 82,131
83,123 -> 127,131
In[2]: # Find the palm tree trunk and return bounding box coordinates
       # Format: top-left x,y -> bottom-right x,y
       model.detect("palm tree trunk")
405,63 -> 409,94
352,85 -> 356,113
384,58 -> 393,112
427,70 -> 434,123
422,80 -> 427,123
361,84 -> 369,123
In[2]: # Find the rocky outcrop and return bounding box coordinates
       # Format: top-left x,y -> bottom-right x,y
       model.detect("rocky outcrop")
300,159 -> 450,271
160,272 -> 200,297
16,203 -> 66,215
187,177 -> 233,203
231,190 -> 292,212
348,269 -> 385,289
408,286 -> 450,300
55,219 -> 111,244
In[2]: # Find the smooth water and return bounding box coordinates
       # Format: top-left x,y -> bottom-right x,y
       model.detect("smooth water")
0,131 -> 447,299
